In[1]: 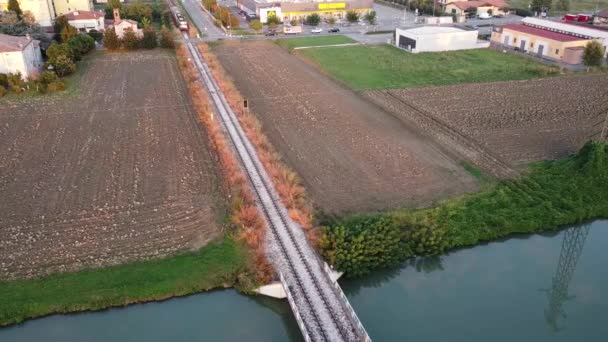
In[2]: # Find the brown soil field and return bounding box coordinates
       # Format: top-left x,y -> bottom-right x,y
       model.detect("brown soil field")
212,41 -> 477,214
366,74 -> 608,168
0,50 -> 226,280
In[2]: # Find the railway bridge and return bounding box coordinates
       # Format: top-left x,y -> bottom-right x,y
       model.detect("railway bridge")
175,2 -> 372,341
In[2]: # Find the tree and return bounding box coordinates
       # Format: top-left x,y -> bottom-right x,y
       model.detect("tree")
8,0 -> 22,19
582,40 -> 604,69
248,19 -> 262,33
328,17 -> 336,26
36,71 -> 63,93
141,28 -> 157,49
346,10 -> 359,23
203,0 -> 216,11
123,2 -> 153,23
121,27 -> 140,50
60,25 -> 78,43
54,15 -> 69,35
109,0 -> 122,9
305,13 -> 320,26
364,10 -> 376,25
21,11 -> 35,25
46,43 -> 74,63
290,19 -> 298,26
530,0 -> 551,13
49,54 -> 76,77
266,13 -> 280,26
103,27 -> 121,50
141,16 -> 151,29
159,26 -> 174,48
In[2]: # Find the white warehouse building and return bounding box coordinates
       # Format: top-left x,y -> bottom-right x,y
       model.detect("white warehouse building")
395,26 -> 489,53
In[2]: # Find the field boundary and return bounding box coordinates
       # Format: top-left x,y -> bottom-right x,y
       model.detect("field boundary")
293,43 -> 364,50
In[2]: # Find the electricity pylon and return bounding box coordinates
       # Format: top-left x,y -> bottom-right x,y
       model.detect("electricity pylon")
543,224 -> 591,331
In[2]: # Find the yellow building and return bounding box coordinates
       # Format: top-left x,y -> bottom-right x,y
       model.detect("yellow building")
491,23 -> 592,63
238,0 -> 373,23
444,0 -> 508,18
52,0 -> 92,17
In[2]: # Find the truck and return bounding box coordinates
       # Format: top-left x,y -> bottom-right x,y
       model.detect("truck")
283,25 -> 302,35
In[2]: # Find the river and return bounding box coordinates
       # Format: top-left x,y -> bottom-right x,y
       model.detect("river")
2,221 -> 606,341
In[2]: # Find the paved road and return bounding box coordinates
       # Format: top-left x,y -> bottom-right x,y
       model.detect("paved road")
180,0 -> 225,38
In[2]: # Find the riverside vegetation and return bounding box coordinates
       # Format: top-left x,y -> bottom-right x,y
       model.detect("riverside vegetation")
320,141 -> 608,277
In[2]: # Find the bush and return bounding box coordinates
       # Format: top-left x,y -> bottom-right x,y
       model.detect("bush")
36,71 -> 61,93
0,85 -> 6,97
49,54 -> 76,77
364,11 -> 376,25
346,10 -> 360,23
141,28 -> 157,49
305,13 -> 320,26
583,40 -> 604,67
0,73 -> 7,88
47,81 -> 66,92
60,25 -> 78,42
46,43 -> 73,62
121,28 -> 141,50
7,72 -> 25,93
249,19 -> 262,33
159,26 -> 174,49
103,27 -> 121,50
513,8 -> 533,17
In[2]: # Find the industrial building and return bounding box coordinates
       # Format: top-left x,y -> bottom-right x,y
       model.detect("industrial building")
236,0 -> 373,23
395,25 -> 488,53
491,18 -> 608,64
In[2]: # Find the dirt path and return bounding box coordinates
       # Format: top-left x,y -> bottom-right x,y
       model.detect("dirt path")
213,41 -> 477,214
0,51 -> 226,280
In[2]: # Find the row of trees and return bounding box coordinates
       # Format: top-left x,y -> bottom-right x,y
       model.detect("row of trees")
0,70 -> 65,97
103,26 -> 174,51
46,34 -> 96,76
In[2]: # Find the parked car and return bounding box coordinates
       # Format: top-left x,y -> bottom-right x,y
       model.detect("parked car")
311,27 -> 323,33
328,27 -> 340,33
265,30 -> 277,36
478,12 -> 492,19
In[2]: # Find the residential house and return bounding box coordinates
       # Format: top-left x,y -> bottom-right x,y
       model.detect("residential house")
444,0 -> 508,19
52,0 -> 93,17
0,0 -> 56,26
0,33 -> 43,79
64,10 -> 104,31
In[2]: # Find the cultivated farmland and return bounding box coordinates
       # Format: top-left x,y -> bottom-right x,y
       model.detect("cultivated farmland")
0,50 -> 225,280
365,74 -> 608,167
212,41 -> 477,214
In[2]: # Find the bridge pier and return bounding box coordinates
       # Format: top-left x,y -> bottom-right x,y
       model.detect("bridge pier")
256,269 -> 344,299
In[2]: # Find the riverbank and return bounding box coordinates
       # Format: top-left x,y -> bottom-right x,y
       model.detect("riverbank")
0,237 -> 250,327
320,141 -> 608,276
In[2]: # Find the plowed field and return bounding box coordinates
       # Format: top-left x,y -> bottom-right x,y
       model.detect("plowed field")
213,41 -> 477,214
366,74 -> 608,166
0,51 -> 225,280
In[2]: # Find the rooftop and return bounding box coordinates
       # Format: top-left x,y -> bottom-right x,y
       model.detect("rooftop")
502,23 -> 588,42
522,17 -> 608,39
400,25 -> 468,34
448,0 -> 508,10
0,33 -> 36,53
64,10 -> 105,21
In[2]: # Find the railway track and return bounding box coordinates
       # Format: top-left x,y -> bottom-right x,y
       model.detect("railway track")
179,28 -> 368,341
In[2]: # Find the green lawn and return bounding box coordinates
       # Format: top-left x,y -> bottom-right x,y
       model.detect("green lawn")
298,44 -> 559,90
276,35 -> 357,51
0,237 -> 249,327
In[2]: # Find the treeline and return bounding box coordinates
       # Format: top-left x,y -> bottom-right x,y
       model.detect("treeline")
202,0 -> 240,29
320,141 -> 608,277
103,26 -> 174,51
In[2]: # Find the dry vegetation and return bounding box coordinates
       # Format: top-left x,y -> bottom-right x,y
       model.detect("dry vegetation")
365,74 -> 608,168
176,44 -> 274,282
0,50 -> 225,280
198,43 -> 319,245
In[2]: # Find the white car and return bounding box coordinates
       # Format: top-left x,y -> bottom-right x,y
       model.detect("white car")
478,12 -> 492,19
311,27 -> 323,34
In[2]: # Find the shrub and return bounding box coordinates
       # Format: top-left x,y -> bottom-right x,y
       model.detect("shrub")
49,54 -> 76,77
0,85 -> 6,97
7,72 -> 25,93
513,8 -> 533,17
346,10 -> 360,23
248,19 -> 262,33
121,28 -> 141,50
35,71 -> 63,93
46,43 -> 73,62
364,10 -> 376,25
141,28 -> 157,49
582,40 -> 604,68
47,81 -> 66,92
159,26 -> 174,48
266,13 -> 280,26
0,73 -> 7,88
60,25 -> 78,42
290,19 -> 298,26
103,27 -> 121,50
305,13 -> 320,26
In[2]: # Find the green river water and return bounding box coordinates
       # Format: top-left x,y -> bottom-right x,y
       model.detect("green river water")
1,220 -> 606,341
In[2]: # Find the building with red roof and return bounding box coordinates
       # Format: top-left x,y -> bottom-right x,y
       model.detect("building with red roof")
63,10 -> 106,32
443,0 -> 508,18
491,21 -> 594,64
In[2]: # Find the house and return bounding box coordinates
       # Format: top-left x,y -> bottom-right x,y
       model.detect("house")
64,10 -> 105,32
395,25 -> 489,53
0,33 -> 43,80
593,8 -> 608,26
108,8 -> 141,38
444,0 -> 508,19
491,18 -> 608,64
52,0 -> 93,17
0,0 -> 56,26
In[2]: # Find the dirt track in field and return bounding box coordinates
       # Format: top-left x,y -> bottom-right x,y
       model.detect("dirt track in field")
366,74 -> 608,167
213,41 -> 477,214
0,51 -> 225,280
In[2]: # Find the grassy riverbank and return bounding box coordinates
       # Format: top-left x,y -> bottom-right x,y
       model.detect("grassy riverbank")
320,141 -> 608,276
0,237 -> 250,327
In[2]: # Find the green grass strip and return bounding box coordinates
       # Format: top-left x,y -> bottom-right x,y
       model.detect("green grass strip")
0,237 -> 248,327
276,35 -> 356,51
